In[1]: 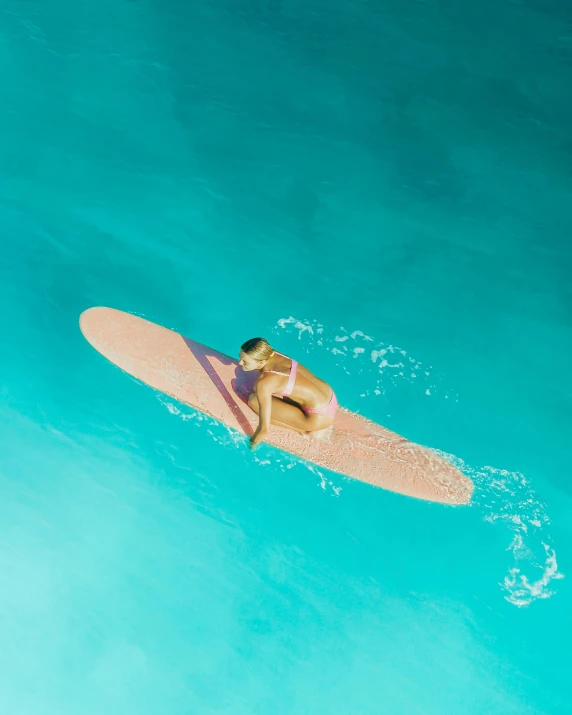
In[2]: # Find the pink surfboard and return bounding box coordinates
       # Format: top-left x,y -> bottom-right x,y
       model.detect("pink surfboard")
79,307 -> 473,505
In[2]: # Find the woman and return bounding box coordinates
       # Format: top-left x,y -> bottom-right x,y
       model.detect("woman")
238,337 -> 338,449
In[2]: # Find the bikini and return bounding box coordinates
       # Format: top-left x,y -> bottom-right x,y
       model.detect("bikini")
264,354 -> 338,419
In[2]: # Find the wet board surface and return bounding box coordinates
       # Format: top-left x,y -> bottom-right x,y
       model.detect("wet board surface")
80,307 -> 473,505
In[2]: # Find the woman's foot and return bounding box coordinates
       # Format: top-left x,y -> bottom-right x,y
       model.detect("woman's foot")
307,425 -> 334,442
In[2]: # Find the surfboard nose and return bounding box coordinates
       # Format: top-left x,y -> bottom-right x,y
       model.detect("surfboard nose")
80,306 -> 106,330
80,307 -> 114,348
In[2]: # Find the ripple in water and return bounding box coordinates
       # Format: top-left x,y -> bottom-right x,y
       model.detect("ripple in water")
154,317 -> 562,606
157,396 -> 343,496
273,316 -> 564,607
445,457 -> 563,607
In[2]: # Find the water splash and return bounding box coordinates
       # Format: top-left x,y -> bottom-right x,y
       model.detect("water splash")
157,396 -> 342,496
445,458 -> 564,607
274,315 -> 563,607
156,319 -> 562,605
275,316 -> 458,401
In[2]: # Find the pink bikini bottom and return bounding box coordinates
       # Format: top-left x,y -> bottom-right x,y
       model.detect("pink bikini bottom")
301,390 -> 338,418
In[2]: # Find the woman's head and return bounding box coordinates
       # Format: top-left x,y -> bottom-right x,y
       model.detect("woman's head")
239,337 -> 274,371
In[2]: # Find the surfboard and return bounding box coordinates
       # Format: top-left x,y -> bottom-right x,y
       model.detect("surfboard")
79,307 -> 473,505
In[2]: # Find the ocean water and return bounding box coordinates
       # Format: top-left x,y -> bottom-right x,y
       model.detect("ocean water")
1,0 -> 571,713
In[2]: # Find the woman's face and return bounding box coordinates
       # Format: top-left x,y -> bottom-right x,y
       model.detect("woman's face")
239,350 -> 264,372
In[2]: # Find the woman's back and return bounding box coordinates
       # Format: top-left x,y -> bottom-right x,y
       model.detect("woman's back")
262,353 -> 332,409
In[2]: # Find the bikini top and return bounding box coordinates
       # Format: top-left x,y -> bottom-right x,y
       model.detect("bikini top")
263,353 -> 298,398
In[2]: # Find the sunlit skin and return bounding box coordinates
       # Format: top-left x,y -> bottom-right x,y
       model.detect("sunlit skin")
238,350 -> 335,449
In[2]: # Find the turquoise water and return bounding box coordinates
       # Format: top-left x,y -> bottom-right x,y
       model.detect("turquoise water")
1,0 -> 571,712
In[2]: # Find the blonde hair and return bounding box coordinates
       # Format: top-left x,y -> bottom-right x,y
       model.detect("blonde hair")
241,337 -> 274,361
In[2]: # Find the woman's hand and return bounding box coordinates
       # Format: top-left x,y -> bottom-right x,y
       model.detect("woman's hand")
249,426 -> 269,450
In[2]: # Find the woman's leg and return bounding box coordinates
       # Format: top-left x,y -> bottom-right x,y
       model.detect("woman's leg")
247,393 -> 332,433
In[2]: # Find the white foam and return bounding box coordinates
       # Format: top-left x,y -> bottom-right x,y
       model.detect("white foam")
275,316 -> 455,401
503,544 -> 563,607
441,454 -> 564,608
157,395 -> 343,492
371,350 -> 385,363
350,330 -> 373,341
277,316 -> 315,338
307,463 -> 343,496
275,315 -> 563,607
161,398 -> 200,422
158,319 -> 563,608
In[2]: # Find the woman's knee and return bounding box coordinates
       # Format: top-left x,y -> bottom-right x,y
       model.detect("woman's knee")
247,392 -> 259,411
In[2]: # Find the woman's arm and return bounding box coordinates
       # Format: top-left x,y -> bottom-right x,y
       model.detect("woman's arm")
250,376 -> 273,449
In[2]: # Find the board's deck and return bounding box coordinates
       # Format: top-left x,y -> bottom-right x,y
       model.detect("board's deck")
80,307 -> 473,505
